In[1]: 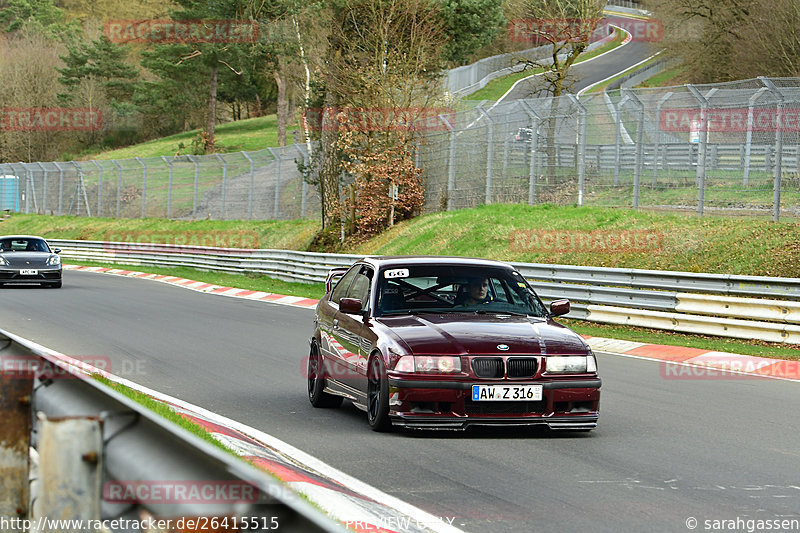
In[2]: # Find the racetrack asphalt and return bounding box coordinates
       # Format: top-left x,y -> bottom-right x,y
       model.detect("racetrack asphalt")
501,24 -> 658,101
3,271 -> 799,532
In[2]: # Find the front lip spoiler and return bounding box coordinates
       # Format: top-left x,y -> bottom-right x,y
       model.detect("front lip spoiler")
388,378 -> 601,390
391,414 -> 598,431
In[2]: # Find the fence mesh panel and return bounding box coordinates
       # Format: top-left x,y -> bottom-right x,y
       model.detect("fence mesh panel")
4,77 -> 800,221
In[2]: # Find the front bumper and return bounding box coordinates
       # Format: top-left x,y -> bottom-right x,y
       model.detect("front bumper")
0,268 -> 62,284
387,377 -> 601,430
391,414 -> 599,430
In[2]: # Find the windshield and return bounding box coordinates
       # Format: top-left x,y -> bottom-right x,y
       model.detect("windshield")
0,238 -> 50,253
376,265 -> 547,317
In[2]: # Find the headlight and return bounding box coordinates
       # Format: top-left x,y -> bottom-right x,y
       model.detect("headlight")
546,355 -> 596,374
46,254 -> 61,266
0,256 -> 7,266
394,355 -> 461,374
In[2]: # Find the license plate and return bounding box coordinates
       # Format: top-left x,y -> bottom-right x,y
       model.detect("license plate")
472,384 -> 543,402
20,269 -> 38,275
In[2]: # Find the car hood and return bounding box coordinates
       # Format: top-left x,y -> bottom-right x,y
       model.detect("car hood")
376,313 -> 589,356
1,252 -> 55,267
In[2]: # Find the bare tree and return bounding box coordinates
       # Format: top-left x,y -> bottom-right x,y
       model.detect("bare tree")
643,0 -> 755,82
507,0 -> 604,181
510,0 -> 605,97
734,0 -> 800,78
313,0 -> 447,231
0,32 -> 68,162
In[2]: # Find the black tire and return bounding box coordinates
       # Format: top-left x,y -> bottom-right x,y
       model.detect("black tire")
307,343 -> 343,408
47,280 -> 62,288
367,356 -> 392,432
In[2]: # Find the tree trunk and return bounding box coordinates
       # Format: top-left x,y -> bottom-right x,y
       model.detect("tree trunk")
205,64 -> 218,154
274,66 -> 287,147
545,45 -> 578,183
293,14 -> 314,159
319,89 -> 342,229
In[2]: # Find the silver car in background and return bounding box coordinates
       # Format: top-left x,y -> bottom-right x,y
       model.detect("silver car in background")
0,235 -> 62,288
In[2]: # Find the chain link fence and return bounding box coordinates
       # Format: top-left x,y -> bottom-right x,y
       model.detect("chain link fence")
3,77 -> 800,221
417,77 -> 800,220
0,145 -> 317,220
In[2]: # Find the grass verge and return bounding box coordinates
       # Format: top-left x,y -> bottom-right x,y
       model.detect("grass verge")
348,204 -> 800,278
465,29 -> 628,101
78,114 -> 299,161
92,374 -> 237,455
7,204 -> 800,277
636,64 -> 689,88
89,373 -> 328,516
1,214 -> 320,251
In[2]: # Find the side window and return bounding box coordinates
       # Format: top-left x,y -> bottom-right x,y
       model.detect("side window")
496,278 -> 521,305
488,278 -> 505,303
348,266 -> 374,311
330,266 -> 359,304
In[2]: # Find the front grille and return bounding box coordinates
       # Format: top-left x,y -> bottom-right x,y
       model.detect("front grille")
471,357 -> 504,378
465,400 -> 546,415
507,357 -> 538,378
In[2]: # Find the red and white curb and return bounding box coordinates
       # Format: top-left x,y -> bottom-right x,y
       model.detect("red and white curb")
13,333 -> 463,533
585,336 -> 800,381
65,264 -> 800,382
63,264 -> 319,309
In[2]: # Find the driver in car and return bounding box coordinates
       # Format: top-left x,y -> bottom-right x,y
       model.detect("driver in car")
463,276 -> 492,306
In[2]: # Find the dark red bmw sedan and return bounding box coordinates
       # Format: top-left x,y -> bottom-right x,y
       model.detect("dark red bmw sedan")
308,256 -> 600,432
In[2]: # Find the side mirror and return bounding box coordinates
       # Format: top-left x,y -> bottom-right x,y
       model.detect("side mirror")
53,248 -> 61,254
550,299 -> 570,317
339,297 -> 363,315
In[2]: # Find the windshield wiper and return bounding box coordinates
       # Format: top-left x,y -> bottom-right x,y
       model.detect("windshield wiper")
473,310 -> 528,316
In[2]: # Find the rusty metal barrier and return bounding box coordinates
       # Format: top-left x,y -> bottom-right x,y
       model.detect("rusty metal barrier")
0,327 -> 344,532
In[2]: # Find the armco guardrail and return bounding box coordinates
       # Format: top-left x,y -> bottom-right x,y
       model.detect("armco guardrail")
0,327 -> 343,530
49,239 -> 362,284
50,239 -> 800,343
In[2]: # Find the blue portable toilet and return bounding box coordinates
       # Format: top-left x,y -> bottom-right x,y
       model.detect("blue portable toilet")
0,175 -> 19,211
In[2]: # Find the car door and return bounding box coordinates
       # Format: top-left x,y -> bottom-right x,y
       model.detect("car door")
318,264 -> 359,377
331,265 -> 374,396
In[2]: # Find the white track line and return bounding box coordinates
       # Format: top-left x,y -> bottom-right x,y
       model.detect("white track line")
493,24 -> 631,109
576,50 -> 663,97
459,24 -> 632,134
89,369 -> 466,532
5,325 -> 464,533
